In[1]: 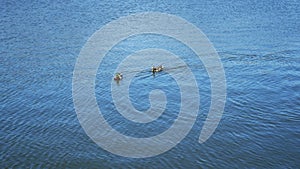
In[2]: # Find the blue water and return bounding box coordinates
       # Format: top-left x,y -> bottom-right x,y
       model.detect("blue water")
1,0 -> 299,168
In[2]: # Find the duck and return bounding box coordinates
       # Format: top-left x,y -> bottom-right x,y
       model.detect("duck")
151,65 -> 163,73
114,72 -> 123,80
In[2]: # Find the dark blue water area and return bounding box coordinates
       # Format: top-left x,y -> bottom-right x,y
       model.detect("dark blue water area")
1,0 -> 300,168
97,71 -> 182,138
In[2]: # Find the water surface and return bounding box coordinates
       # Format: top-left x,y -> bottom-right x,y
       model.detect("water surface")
1,0 -> 299,168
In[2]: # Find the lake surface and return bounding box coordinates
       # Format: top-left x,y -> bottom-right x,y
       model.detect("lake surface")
1,0 -> 299,168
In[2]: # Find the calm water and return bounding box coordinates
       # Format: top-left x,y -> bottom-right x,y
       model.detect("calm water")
1,0 -> 300,168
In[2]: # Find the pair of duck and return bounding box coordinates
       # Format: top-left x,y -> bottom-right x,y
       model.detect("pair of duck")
114,65 -> 163,81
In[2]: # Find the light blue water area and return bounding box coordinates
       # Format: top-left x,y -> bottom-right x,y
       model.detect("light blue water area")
1,0 -> 299,168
